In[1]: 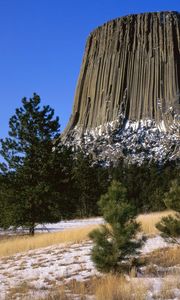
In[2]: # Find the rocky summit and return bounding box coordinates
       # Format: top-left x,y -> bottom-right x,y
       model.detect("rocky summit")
62,11 -> 180,165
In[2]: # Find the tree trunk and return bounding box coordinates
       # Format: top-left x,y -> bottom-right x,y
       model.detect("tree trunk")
29,225 -> 35,236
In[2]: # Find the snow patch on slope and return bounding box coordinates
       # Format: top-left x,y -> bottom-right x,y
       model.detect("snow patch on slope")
65,117 -> 179,165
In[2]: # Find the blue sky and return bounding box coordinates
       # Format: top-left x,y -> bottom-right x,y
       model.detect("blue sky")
0,0 -> 180,138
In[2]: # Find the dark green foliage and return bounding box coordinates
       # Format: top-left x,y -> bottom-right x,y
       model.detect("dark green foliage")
0,93 -> 179,231
71,151 -> 108,217
0,173 -> 16,229
156,178 -> 180,244
156,215 -> 180,241
89,180 -> 142,273
0,94 -> 74,234
163,179 -> 180,211
111,160 -> 179,212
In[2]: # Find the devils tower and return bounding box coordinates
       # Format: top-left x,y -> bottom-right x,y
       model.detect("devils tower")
63,11 -> 180,164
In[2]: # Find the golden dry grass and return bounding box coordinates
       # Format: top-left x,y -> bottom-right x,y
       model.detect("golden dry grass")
0,210 -> 176,258
0,224 -> 99,258
144,246 -> 180,268
137,210 -> 175,235
36,277 -> 98,300
95,275 -> 148,300
154,276 -> 180,299
37,275 -> 148,300
7,281 -> 32,299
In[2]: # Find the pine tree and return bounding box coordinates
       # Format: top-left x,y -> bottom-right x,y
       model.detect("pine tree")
156,178 -> 180,244
111,160 -> 178,213
0,94 -> 73,234
89,180 -> 142,273
71,151 -> 106,217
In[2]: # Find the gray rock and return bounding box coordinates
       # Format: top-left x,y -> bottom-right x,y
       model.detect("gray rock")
62,12 -> 180,164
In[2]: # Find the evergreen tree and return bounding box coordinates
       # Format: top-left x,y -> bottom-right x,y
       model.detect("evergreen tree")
0,172 -> 17,229
0,94 -> 73,234
71,151 -> 105,217
156,178 -> 180,244
89,180 -> 142,273
111,160 -> 178,213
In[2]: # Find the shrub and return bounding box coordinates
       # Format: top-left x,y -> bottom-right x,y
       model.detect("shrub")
89,180 -> 142,273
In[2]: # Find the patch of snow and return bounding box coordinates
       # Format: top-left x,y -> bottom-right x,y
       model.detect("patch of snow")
0,212 -> 179,300
145,278 -> 163,300
36,217 -> 104,233
0,241 -> 99,299
65,116 -> 179,165
0,217 -> 104,235
140,236 -> 169,254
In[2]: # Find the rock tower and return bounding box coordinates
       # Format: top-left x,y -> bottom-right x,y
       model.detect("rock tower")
63,12 -> 180,164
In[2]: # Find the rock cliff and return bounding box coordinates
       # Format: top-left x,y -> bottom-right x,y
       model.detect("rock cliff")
62,11 -> 180,164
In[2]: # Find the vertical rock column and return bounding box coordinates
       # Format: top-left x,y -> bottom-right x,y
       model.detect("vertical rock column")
63,11 -> 180,138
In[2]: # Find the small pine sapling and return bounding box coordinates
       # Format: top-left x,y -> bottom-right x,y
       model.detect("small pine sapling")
156,179 -> 180,244
89,180 -> 142,273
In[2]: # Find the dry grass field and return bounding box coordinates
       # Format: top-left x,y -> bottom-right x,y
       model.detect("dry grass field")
1,210 -> 180,300
137,210 -> 174,235
0,210 -> 175,258
37,275 -> 148,300
0,224 -> 98,257
95,275 -> 148,300
144,246 -> 180,268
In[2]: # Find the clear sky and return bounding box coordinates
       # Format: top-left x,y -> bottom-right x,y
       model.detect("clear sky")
0,0 -> 180,138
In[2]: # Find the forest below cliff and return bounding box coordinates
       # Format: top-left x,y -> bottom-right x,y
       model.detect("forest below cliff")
0,94 -> 179,234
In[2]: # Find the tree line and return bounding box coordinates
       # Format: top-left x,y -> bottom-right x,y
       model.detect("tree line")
0,94 -> 179,235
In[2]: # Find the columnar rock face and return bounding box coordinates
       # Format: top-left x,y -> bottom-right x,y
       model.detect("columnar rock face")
63,12 -> 180,164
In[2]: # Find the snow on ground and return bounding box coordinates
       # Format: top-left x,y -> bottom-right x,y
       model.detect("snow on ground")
140,236 -> 170,254
0,217 -> 104,235
0,240 -> 98,300
0,219 -> 180,299
36,217 -> 104,232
